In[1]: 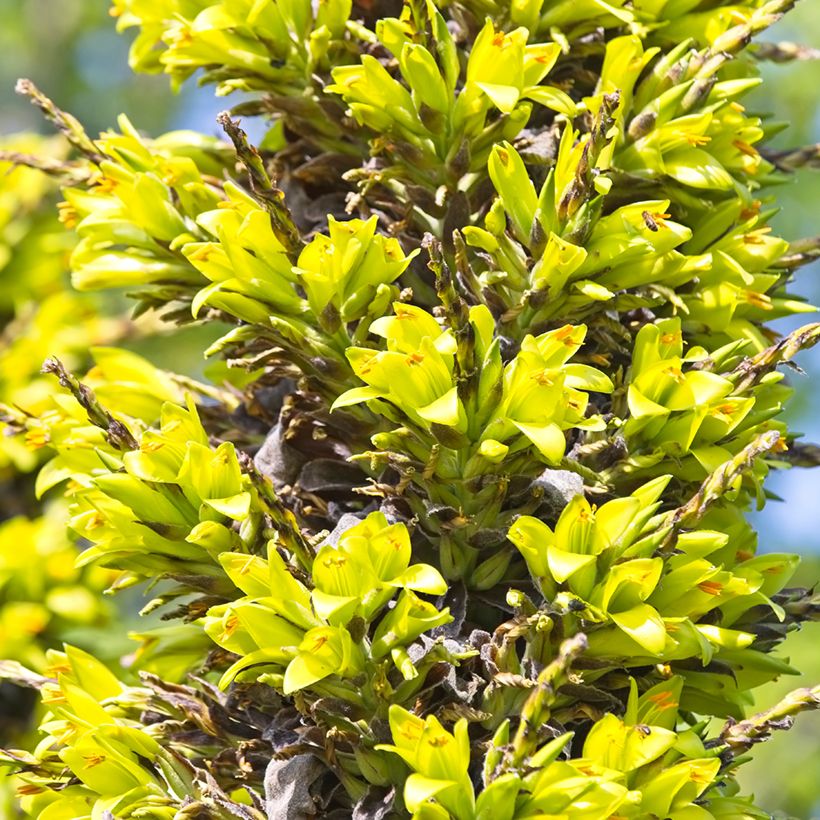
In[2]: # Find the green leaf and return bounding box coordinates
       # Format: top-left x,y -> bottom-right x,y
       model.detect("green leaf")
488,142 -> 538,243
404,774 -> 459,814
220,648 -> 291,689
512,421 -> 566,462
418,386 -> 462,427
663,148 -> 735,190
583,713 -> 677,771
508,515 -> 554,578
610,603 -> 667,655
573,280 -> 615,301
547,546 -> 597,583
219,552 -> 270,597
476,83 -> 520,114
64,645 -> 123,701
563,364 -> 615,393
475,773 -> 521,820
311,589 -> 360,625
204,491 -> 251,520
640,758 -> 720,816
524,86 -> 578,116
283,651 -> 337,694
392,563 -> 448,595
331,386 -> 381,410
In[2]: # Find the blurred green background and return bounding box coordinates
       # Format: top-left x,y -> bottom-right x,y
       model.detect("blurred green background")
0,1 -> 817,816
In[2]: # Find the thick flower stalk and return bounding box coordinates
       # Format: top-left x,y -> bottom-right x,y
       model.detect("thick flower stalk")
0,0 -> 819,818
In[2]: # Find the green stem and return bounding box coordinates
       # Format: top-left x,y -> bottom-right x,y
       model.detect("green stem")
501,634 -> 587,773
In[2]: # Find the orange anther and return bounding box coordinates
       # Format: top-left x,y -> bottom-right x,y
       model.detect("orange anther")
697,580 -> 723,596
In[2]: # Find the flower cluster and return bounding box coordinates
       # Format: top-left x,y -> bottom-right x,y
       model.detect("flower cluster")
509,481 -> 798,717
382,678 -> 766,819
205,512 -> 450,695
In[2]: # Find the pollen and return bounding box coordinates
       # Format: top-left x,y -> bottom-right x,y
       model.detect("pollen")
554,325 -> 577,345
86,512 -> 106,530
662,365 -> 685,384
690,768 -> 712,784
16,784 -> 46,797
744,291 -> 772,310
742,227 -> 772,245
212,450 -> 231,467
733,139 -> 758,157
647,690 -> 678,711
406,352 -> 425,366
170,28 -> 195,47
400,724 -> 423,742
685,133 -> 711,147
532,369 -> 554,386
40,684 -> 66,704
94,176 -> 119,195
24,430 -> 50,449
140,438 -> 165,452
739,200 -> 761,221
188,245 -> 216,262
492,32 -> 505,46
427,734 -> 451,747
57,202 -> 78,229
697,580 -> 723,596
45,661 -> 72,678
220,613 -> 240,643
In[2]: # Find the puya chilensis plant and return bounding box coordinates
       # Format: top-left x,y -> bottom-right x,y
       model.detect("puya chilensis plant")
0,136 -> 134,814
0,137 -> 129,671
1,0 -> 820,817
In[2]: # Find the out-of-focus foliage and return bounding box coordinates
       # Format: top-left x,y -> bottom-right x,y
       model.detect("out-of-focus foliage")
0,136 -> 117,640
0,510 -> 114,671
0,0 -> 176,135
736,5 -> 820,815
0,136 -> 121,480
0,134 -> 124,812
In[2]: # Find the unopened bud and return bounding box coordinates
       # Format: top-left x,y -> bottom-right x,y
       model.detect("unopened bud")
470,549 -> 513,590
